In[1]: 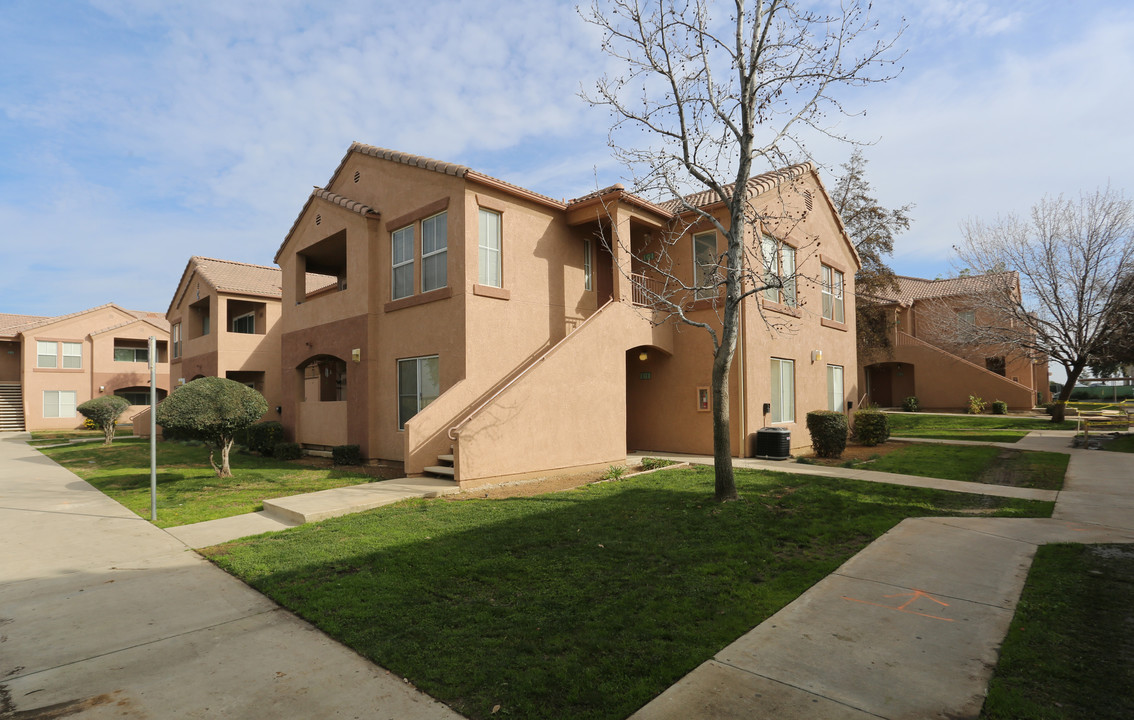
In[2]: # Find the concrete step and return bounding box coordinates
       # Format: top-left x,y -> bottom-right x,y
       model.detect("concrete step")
424,465 -> 455,478
261,477 -> 459,524
437,454 -> 454,464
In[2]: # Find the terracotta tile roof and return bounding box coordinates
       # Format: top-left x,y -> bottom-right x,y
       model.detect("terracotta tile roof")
343,142 -> 469,180
190,256 -> 286,298
0,312 -> 51,338
657,163 -> 815,214
91,314 -> 171,336
876,272 -> 1018,305
312,188 -> 378,217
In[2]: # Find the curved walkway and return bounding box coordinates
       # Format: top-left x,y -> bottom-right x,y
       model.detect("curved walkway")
0,432 -> 462,719
629,432 -> 1134,719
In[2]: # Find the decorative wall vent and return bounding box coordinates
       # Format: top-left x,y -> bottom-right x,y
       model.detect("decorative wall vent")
803,190 -> 813,212
315,214 -> 322,226
353,171 -> 361,183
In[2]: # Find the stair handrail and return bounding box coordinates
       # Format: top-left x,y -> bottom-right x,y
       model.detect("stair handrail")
448,299 -> 616,441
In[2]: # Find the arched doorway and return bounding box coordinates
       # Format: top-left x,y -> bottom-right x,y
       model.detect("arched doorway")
294,354 -> 349,448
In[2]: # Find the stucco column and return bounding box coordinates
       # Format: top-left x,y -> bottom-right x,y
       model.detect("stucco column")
610,205 -> 633,304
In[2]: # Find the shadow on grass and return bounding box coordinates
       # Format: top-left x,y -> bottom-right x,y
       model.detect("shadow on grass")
206,468 -> 1050,720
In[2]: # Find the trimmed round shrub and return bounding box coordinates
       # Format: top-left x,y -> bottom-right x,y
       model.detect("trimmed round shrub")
77,395 -> 131,445
332,444 -> 362,465
273,442 -> 302,460
902,396 -> 920,412
245,421 -> 284,455
853,409 -> 890,446
156,377 -> 269,477
806,410 -> 848,458
991,400 -> 1008,415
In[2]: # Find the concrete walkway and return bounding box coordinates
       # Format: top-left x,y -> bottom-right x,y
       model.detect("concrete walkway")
0,432 -> 463,719
629,432 -> 1134,719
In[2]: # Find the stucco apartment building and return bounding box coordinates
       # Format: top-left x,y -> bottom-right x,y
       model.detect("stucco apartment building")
0,304 -> 170,432
165,257 -> 294,422
858,273 -> 1051,411
270,142 -> 860,487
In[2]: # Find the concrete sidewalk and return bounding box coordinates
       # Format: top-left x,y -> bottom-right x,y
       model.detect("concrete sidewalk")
0,432 -> 463,719
629,432 -> 1134,719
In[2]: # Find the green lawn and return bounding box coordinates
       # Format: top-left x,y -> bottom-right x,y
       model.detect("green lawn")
38,440 -> 379,528
847,444 -> 1068,490
981,544 -> 1134,719
1101,434 -> 1134,453
887,413 -> 1076,442
205,466 -> 1052,720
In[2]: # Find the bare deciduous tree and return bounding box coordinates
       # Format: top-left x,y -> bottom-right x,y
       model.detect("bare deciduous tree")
954,187 -> 1134,421
581,0 -> 904,500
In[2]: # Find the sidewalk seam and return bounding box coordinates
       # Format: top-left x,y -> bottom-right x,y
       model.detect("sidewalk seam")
708,659 -> 889,720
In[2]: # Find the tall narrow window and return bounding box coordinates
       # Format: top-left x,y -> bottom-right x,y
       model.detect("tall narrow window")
172,323 -> 182,359
201,313 -> 210,335
62,342 -> 82,368
398,355 -> 440,429
392,225 -> 415,299
762,235 -> 779,302
781,244 -> 796,306
36,341 -> 57,368
827,364 -> 844,412
762,236 -> 796,306
43,390 -> 76,418
693,232 -> 717,299
583,238 -> 593,291
770,357 -> 795,423
478,208 -> 502,287
822,265 -> 844,322
421,211 -> 448,292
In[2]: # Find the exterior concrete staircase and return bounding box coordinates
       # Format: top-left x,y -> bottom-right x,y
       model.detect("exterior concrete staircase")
424,453 -> 455,480
0,383 -> 24,432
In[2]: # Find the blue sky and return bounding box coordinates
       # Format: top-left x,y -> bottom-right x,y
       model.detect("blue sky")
2,0 -> 1132,326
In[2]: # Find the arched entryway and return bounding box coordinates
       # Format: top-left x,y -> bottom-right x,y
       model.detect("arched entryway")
625,344 -> 677,452
865,362 -> 916,408
294,354 -> 349,448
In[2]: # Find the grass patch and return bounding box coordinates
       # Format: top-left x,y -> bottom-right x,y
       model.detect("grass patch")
205,466 -> 1052,720
981,544 -> 1134,719
38,440 -> 377,528
848,444 -> 1067,490
888,413 -> 1076,442
1100,434 -> 1134,453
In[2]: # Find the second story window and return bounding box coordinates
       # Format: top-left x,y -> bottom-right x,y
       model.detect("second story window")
762,235 -> 797,307
822,265 -> 844,323
584,238 -> 593,291
36,341 -> 57,368
172,323 -> 182,359
392,225 -> 415,300
231,313 -> 255,334
693,232 -> 718,300
478,208 -> 502,288
421,211 -> 448,293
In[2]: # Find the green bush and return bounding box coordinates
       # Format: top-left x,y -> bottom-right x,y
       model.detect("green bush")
246,421 -> 284,455
640,457 -> 676,471
273,442 -> 302,460
806,410 -> 848,458
991,400 -> 1008,415
901,396 -> 920,412
966,395 -> 987,414
332,444 -> 362,465
853,409 -> 890,446
77,395 -> 131,445
155,377 -> 269,477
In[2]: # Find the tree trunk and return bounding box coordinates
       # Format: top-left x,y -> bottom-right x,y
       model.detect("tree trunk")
711,345 -> 738,501
102,423 -> 114,446
209,439 -> 235,478
1051,363 -> 1086,423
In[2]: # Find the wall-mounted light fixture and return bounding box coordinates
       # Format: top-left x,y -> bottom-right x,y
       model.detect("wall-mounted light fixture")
99,385 -> 105,392
352,348 -> 361,363
638,351 -> 649,362
811,350 -> 823,363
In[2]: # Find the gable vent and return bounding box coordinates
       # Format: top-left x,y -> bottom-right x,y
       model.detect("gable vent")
354,170 -> 361,183
315,214 -> 322,226
803,190 -> 813,212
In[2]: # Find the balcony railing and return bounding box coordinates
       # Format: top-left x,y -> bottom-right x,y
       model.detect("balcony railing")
631,273 -> 663,307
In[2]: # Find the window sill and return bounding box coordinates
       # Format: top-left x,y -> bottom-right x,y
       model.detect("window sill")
33,367 -> 84,373
761,298 -> 802,318
384,286 -> 453,313
473,284 -> 510,300
820,318 -> 848,331
686,296 -> 722,312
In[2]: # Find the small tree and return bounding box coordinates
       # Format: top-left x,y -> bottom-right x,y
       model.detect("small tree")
155,377 -> 268,477
77,395 -> 130,446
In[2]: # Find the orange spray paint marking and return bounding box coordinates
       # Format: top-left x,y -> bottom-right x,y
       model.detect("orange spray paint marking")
841,589 -> 954,622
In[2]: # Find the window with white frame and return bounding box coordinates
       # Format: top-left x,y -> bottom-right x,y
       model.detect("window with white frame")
231,313 -> 255,334
392,225 -> 415,300
822,265 -> 844,323
478,208 -> 502,288
397,355 -> 440,429
761,236 -> 796,306
583,238 -> 593,291
693,232 -> 717,299
36,341 -> 57,368
43,390 -> 76,418
827,364 -> 844,412
172,323 -> 182,359
62,342 -> 81,368
114,346 -> 149,362
770,357 -> 795,423
421,211 -> 448,292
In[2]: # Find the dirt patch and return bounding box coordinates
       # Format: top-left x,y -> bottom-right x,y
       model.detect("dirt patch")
445,463 -> 686,500
795,441 -> 908,466
281,455 -> 402,480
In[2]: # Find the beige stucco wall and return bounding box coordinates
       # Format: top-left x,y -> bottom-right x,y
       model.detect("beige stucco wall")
20,307 -> 169,431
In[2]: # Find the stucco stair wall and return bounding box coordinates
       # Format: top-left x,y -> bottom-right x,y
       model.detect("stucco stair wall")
889,331 -> 1035,409
451,301 -> 674,485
